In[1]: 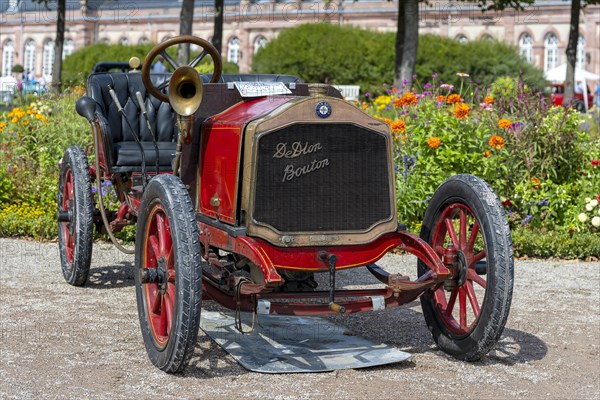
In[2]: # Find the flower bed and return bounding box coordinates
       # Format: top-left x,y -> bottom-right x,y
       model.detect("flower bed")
361,73 -> 599,257
0,80 -> 598,258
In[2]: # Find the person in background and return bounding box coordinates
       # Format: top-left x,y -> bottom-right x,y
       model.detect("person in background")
574,81 -> 584,94
152,56 -> 167,73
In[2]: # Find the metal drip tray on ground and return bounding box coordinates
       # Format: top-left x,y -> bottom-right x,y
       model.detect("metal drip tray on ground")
200,311 -> 411,373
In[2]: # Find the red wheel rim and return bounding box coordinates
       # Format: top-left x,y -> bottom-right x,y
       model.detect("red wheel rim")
60,168 -> 75,265
142,204 -> 176,348
431,203 -> 487,335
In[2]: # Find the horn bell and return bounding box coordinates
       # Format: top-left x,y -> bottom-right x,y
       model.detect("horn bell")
168,66 -> 203,117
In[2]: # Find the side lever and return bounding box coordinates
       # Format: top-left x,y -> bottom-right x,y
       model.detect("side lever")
135,91 -> 160,177
109,86 -> 148,188
319,252 -> 346,314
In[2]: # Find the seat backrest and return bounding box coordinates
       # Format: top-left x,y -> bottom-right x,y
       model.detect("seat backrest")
86,72 -> 178,145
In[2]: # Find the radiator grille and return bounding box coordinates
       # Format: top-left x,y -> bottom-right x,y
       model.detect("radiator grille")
253,123 -> 392,232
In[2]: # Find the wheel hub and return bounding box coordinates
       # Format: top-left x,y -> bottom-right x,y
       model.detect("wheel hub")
456,250 -> 468,287
157,256 -> 168,294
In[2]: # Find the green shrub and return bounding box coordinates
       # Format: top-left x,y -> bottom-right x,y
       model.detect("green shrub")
512,228 -> 600,259
364,73 -> 599,233
0,203 -> 56,239
252,23 -> 394,96
0,91 -> 90,210
253,25 -> 545,95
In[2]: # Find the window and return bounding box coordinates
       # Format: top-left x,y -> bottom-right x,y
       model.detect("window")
544,33 -> 559,72
254,35 -> 268,54
63,39 -> 75,59
2,40 -> 14,77
119,37 -> 129,46
480,34 -> 494,41
519,33 -> 533,64
455,34 -> 468,44
24,39 -> 36,76
576,35 -> 585,69
138,37 -> 149,45
227,37 -> 240,64
43,40 -> 55,77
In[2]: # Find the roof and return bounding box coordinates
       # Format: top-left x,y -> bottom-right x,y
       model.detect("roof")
0,0 -> 242,14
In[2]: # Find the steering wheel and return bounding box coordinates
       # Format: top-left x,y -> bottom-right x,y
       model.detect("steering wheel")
141,36 -> 223,103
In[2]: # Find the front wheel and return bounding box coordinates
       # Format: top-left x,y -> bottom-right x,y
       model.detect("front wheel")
419,174 -> 514,361
135,174 -> 202,373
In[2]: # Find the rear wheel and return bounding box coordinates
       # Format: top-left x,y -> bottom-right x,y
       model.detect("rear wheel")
419,174 -> 513,361
57,146 -> 93,286
573,100 -> 585,113
135,174 -> 202,373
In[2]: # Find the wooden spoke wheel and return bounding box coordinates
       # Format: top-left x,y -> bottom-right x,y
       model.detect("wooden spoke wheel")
419,174 -> 514,361
57,146 -> 93,286
135,174 -> 202,373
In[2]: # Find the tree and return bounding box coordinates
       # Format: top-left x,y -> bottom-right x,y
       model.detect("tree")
177,0 -> 195,65
34,0 -> 66,93
213,0 -> 224,55
394,0 -> 534,91
563,0 -> 599,104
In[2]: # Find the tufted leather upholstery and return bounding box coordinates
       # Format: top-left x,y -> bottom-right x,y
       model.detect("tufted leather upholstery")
86,72 -> 178,172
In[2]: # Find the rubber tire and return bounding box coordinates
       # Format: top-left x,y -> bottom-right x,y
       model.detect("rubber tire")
135,174 -> 202,373
573,100 -> 585,113
418,174 -> 514,361
57,146 -> 94,286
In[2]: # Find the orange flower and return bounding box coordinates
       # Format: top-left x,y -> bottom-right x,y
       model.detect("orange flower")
376,116 -> 393,126
530,177 -> 541,189
498,119 -> 512,129
454,103 -> 470,120
483,151 -> 491,158
427,137 -> 441,148
446,94 -> 461,104
394,92 -> 418,107
488,135 -> 505,150
436,95 -> 446,102
390,119 -> 406,134
484,96 -> 494,105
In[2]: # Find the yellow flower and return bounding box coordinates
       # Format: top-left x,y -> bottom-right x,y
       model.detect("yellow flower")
373,95 -> 392,106
498,119 -> 512,129
446,94 -> 461,104
530,177 -> 541,189
488,135 -> 505,150
427,137 -> 441,148
453,103 -> 470,120
11,117 -> 18,123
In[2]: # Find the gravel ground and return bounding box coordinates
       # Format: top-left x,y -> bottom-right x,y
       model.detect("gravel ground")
1,238 -> 599,400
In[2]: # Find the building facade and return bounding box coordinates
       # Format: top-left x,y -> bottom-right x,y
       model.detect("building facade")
1,0 -> 599,81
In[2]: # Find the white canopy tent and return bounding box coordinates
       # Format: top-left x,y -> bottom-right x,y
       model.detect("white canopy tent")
544,64 -> 600,112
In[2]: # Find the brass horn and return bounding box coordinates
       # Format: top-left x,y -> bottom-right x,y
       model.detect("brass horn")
168,65 -> 203,176
168,65 -> 203,117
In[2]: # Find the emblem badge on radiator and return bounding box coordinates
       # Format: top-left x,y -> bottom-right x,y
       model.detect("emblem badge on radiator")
315,101 -> 332,118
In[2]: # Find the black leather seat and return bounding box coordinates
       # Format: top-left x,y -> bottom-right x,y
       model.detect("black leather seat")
86,72 -> 177,172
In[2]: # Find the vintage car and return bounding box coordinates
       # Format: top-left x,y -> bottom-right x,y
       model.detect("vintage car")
58,36 -> 514,373
547,83 -> 594,112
